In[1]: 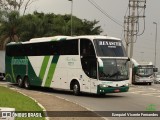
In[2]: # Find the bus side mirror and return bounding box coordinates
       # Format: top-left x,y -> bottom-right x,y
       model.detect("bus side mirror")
153,68 -> 158,72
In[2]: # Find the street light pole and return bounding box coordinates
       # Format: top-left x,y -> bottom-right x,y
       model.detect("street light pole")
153,22 -> 157,67
140,52 -> 144,61
68,0 -> 73,36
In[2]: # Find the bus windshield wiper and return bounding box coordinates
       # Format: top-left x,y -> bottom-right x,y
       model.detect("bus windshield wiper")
109,71 -> 121,77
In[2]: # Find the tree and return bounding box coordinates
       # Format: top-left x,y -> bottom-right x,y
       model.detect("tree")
0,11 -> 21,49
0,0 -> 38,15
72,17 -> 102,35
0,11 -> 103,44
18,12 -> 103,41
0,0 -> 38,49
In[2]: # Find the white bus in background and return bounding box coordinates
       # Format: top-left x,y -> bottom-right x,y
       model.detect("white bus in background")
131,59 -> 156,85
5,35 -> 130,95
0,50 -> 5,80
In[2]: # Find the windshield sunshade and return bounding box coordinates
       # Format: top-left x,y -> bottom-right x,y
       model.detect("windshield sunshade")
94,39 -> 127,57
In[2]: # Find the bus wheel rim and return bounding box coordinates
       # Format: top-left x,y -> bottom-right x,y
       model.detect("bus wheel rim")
18,78 -> 22,86
24,79 -> 29,88
25,81 -> 28,88
73,85 -> 78,93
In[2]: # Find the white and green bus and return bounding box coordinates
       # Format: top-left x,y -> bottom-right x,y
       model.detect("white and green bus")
5,35 -> 130,95
131,59 -> 155,85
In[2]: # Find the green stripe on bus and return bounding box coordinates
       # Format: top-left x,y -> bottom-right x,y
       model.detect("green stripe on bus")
39,56 -> 50,80
60,38 -> 66,41
11,57 -> 16,83
44,55 -> 59,87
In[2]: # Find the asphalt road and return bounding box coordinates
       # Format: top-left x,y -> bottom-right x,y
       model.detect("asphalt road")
45,84 -> 160,110
45,84 -> 160,120
1,80 -> 160,120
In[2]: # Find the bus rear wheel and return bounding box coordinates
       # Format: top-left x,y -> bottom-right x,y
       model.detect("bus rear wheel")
24,77 -> 30,89
17,77 -> 24,88
73,82 -> 80,96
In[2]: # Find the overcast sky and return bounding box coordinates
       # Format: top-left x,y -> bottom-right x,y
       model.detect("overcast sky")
27,0 -> 160,69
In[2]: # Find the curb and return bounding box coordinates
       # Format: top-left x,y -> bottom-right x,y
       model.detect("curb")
37,91 -> 107,120
0,85 -> 49,120
54,95 -> 107,120
1,83 -> 106,120
15,90 -> 50,120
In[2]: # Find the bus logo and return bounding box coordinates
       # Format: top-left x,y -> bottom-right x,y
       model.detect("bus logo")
12,59 -> 28,65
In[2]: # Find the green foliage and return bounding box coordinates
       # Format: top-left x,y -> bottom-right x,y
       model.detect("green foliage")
0,11 -> 20,42
0,11 -> 103,42
0,86 -> 45,120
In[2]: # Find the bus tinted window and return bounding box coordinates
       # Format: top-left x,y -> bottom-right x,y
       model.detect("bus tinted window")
80,39 -> 96,57
80,39 -> 97,79
6,39 -> 78,56
6,44 -> 23,56
59,40 -> 78,55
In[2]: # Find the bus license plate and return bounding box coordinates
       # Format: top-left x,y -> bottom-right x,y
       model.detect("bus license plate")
114,89 -> 120,92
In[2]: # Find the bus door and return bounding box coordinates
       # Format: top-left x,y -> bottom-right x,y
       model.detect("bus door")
87,58 -> 97,93
80,39 -> 97,93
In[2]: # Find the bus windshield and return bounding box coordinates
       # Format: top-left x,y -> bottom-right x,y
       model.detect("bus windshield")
94,39 -> 127,57
99,59 -> 129,81
137,66 -> 153,77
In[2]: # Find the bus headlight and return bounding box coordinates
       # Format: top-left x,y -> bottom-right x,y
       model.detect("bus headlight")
149,75 -> 154,79
135,75 -> 140,80
99,84 -> 108,87
124,83 -> 129,87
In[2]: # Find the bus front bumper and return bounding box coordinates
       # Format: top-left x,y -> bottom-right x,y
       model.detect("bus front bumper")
135,78 -> 153,83
97,85 -> 129,94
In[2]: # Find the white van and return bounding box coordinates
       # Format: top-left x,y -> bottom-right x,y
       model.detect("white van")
154,73 -> 160,84
0,50 -> 5,80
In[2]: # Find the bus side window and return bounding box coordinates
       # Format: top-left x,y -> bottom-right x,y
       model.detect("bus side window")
80,39 -> 95,57
80,39 -> 97,79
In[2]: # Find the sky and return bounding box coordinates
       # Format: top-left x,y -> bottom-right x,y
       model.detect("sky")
27,0 -> 160,70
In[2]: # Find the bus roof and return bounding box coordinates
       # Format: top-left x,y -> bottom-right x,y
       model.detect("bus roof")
7,35 -> 121,45
73,35 -> 121,41
131,58 -> 153,67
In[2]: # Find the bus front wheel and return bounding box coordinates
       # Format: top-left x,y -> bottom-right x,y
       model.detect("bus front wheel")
148,82 -> 152,85
73,82 -> 80,96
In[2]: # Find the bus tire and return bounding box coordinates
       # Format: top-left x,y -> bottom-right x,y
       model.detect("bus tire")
17,76 -> 24,88
98,93 -> 106,97
149,82 -> 152,85
24,77 -> 31,89
73,82 -> 80,96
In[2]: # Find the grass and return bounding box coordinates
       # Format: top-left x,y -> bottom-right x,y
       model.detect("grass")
0,86 -> 45,120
